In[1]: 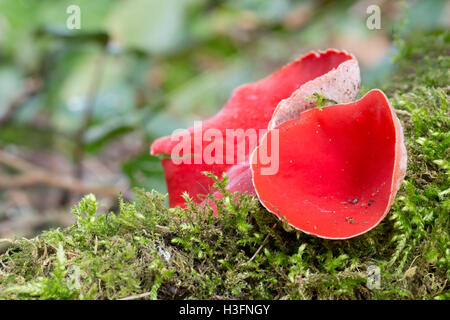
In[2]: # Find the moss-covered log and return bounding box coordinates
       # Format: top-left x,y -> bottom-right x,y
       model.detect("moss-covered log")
0,30 -> 448,300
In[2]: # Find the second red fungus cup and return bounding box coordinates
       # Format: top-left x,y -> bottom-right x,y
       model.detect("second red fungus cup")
251,89 -> 407,239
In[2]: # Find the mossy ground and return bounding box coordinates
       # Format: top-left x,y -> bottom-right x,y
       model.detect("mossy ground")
0,30 -> 448,300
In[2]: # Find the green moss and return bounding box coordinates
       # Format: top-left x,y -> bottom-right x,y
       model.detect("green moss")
0,30 -> 449,300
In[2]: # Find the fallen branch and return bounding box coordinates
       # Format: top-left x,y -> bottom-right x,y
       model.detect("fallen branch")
0,149 -> 121,197
0,172 -> 121,196
0,211 -> 73,237
0,149 -> 43,172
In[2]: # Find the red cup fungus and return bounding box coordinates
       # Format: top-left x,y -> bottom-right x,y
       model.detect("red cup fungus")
151,50 -> 359,207
150,48 -> 407,239
251,89 -> 407,239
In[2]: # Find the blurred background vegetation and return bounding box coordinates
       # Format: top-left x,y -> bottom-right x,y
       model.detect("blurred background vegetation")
0,0 -> 448,239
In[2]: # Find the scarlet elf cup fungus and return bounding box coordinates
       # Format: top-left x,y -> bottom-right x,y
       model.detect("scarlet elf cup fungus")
151,50 -> 360,207
251,89 -> 407,239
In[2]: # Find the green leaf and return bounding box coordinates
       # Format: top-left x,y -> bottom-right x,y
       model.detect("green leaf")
105,0 -> 194,54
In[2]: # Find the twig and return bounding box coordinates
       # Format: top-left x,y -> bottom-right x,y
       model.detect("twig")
246,222 -> 278,265
0,78 -> 42,127
94,236 -> 98,255
247,234 -> 270,264
155,225 -> 170,234
0,149 -> 43,172
0,211 -> 73,237
0,149 -> 121,196
73,48 -> 107,180
395,109 -> 412,116
0,212 -> 67,236
117,292 -> 153,301
0,172 -> 120,196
